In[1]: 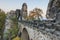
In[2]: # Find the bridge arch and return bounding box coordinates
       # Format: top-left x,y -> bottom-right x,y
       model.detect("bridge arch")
21,28 -> 30,40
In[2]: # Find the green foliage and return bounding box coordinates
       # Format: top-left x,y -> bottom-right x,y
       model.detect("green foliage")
0,11 -> 6,30
3,11 -> 19,40
0,10 -> 6,39
8,15 -> 19,39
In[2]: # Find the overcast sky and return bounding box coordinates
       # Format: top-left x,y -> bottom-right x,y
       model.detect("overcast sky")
0,0 -> 49,15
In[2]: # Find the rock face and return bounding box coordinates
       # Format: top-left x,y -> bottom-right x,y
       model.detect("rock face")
46,0 -> 60,22
46,0 -> 60,39
22,3 -> 27,20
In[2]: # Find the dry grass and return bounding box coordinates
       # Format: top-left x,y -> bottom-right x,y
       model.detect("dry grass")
12,36 -> 21,40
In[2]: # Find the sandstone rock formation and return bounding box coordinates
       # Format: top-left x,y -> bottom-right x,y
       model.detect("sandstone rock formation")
46,0 -> 60,22
46,0 -> 60,39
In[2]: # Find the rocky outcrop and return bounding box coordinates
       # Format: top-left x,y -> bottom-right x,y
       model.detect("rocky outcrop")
46,0 -> 60,21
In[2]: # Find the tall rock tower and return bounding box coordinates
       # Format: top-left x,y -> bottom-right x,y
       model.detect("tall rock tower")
22,3 -> 27,20
15,9 -> 22,21
46,0 -> 55,19
46,0 -> 60,23
46,0 -> 60,19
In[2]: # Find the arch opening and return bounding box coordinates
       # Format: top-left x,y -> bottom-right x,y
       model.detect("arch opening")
21,28 -> 30,40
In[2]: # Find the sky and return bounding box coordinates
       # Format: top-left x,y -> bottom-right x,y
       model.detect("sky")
0,0 -> 49,15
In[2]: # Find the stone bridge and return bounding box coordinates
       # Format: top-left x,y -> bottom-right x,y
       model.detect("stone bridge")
18,20 -> 60,40
18,21 -> 48,40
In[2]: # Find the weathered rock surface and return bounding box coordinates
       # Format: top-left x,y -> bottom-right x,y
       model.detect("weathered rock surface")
46,0 -> 60,40
46,0 -> 60,20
